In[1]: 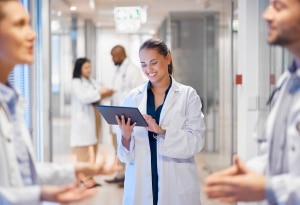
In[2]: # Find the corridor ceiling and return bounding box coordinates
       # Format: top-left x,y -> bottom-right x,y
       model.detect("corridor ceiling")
52,0 -> 230,34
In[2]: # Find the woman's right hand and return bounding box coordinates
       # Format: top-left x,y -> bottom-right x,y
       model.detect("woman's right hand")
40,180 -> 97,203
116,115 -> 136,150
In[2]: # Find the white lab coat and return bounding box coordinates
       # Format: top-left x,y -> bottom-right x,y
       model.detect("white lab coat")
111,58 -> 146,107
247,68 -> 300,205
0,91 -> 75,205
117,77 -> 205,205
70,77 -> 101,147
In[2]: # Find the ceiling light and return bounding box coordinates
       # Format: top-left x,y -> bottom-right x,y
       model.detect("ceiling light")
70,6 -> 77,11
149,30 -> 155,35
89,0 -> 95,10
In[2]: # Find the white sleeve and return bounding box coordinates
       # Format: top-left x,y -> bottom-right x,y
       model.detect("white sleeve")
0,186 -> 41,205
36,163 -> 76,186
265,174 -> 300,204
116,93 -> 136,164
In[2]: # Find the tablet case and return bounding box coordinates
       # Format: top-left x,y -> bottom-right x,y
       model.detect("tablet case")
97,105 -> 148,127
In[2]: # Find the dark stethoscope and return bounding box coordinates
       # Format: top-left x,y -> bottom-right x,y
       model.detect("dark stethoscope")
255,60 -> 300,143
266,60 -> 300,106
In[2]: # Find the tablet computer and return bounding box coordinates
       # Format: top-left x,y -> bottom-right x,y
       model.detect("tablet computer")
97,105 -> 148,127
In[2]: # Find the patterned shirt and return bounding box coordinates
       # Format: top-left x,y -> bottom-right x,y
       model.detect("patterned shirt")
0,83 -> 35,185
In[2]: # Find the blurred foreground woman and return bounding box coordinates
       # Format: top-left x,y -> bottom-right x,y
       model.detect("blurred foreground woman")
0,1 -> 118,204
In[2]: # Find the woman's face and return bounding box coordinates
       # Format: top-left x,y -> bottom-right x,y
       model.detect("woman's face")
139,48 -> 171,84
0,1 -> 36,66
81,61 -> 92,78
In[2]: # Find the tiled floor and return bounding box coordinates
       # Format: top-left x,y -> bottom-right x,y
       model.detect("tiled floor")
52,117 -> 232,205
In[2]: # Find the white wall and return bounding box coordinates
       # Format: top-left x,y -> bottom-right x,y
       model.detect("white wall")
218,8 -> 235,168
237,1 -> 262,204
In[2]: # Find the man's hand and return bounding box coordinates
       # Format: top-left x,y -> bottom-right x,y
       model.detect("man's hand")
75,155 -> 121,179
100,88 -> 115,99
204,156 -> 266,203
40,180 -> 97,203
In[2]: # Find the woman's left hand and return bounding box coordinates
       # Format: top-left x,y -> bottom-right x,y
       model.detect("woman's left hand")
143,114 -> 161,133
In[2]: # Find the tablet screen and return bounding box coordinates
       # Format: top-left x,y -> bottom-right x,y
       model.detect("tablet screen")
97,105 -> 148,127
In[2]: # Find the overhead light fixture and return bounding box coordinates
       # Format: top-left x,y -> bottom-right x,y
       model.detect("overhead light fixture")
70,6 -> 77,11
149,30 -> 155,35
114,6 -> 147,33
89,0 -> 95,10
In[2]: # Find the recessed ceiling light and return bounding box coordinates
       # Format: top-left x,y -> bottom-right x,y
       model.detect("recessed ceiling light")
70,6 -> 77,11
149,30 -> 155,35
89,0 -> 95,9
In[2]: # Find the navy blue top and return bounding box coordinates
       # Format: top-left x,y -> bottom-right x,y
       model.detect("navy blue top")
146,77 -> 172,205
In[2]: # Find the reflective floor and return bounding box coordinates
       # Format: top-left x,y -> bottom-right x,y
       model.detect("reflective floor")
51,117 -> 231,205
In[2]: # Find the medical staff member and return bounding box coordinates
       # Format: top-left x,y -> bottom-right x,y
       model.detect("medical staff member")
0,1 -> 118,204
116,38 -> 206,205
204,0 -> 300,204
70,57 -> 114,174
105,45 -> 145,186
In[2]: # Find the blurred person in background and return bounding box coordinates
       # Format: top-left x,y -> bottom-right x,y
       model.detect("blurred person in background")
105,45 -> 145,187
71,57 -> 115,186
0,0 -> 118,204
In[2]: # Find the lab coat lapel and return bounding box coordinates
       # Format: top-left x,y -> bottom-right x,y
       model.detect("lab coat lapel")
265,72 -> 290,140
159,80 -> 180,124
137,84 -> 148,114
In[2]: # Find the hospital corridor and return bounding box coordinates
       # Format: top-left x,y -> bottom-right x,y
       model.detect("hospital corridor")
1,0 -> 298,205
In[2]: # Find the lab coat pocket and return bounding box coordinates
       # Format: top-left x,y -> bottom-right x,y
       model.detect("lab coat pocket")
288,109 -> 300,139
176,162 -> 199,194
287,109 -> 300,174
172,112 -> 186,129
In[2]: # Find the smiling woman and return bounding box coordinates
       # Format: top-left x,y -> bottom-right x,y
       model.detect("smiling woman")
116,38 -> 206,205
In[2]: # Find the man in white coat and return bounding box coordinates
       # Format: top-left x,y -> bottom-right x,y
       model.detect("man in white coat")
105,45 -> 146,186
204,0 -> 300,204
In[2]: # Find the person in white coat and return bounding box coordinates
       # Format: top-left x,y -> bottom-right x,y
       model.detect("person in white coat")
115,38 -> 206,205
204,0 -> 300,204
105,45 -> 146,186
71,57 -> 114,184
0,1 -> 118,204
